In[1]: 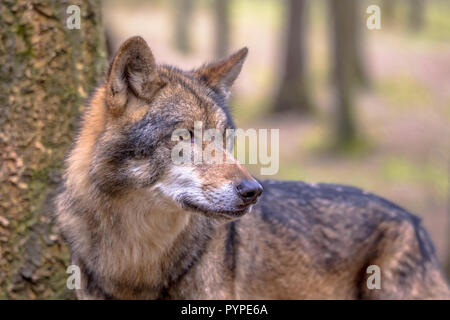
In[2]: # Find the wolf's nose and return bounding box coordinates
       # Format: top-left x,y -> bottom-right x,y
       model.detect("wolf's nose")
236,180 -> 263,204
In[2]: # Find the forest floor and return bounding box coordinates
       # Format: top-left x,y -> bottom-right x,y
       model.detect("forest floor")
104,1 -> 450,271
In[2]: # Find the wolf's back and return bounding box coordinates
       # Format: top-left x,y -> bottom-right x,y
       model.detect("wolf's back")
241,180 -> 450,299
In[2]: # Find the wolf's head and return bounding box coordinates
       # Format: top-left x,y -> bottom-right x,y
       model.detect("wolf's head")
71,36 -> 262,219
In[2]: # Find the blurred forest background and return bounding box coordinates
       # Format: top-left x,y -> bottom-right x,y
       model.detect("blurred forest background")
0,0 -> 449,299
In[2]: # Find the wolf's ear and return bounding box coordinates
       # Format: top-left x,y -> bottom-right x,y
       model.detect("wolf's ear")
194,47 -> 248,97
105,36 -> 164,115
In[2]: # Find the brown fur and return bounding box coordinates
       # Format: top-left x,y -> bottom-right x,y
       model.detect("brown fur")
55,37 -> 450,300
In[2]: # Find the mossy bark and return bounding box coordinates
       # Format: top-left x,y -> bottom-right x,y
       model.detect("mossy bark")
0,0 -> 106,299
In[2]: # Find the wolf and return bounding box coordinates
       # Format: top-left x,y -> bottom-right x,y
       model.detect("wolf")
55,36 -> 449,299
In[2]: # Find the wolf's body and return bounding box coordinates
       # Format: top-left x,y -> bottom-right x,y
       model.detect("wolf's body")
55,37 -> 449,299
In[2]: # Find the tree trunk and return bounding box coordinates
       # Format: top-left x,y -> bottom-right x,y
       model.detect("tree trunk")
0,0 -> 106,299
174,0 -> 194,54
409,0 -> 425,32
382,0 -> 396,26
272,0 -> 312,114
328,0 -> 358,148
349,0 -> 369,87
214,0 -> 230,58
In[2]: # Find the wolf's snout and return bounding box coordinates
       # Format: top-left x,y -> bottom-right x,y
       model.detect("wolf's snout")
235,179 -> 263,205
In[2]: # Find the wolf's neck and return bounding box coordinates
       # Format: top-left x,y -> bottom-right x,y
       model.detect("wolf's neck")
81,189 -> 224,298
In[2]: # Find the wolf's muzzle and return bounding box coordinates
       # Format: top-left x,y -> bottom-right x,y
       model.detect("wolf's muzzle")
235,179 -> 263,205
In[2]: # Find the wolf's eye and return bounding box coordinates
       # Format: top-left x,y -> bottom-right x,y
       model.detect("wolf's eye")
188,130 -> 195,142
177,129 -> 195,142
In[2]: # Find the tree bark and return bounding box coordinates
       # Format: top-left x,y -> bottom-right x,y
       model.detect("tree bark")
214,0 -> 231,58
272,0 -> 312,114
174,0 -> 194,54
328,0 -> 358,148
0,0 -> 106,299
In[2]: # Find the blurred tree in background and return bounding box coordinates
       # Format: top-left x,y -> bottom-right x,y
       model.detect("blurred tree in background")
0,0 -> 106,299
272,0 -> 312,114
410,0 -> 426,31
174,0 -> 194,54
348,0 -> 369,88
270,0 -> 368,143
382,0 -> 396,26
328,0 -> 359,149
214,0 -> 231,58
